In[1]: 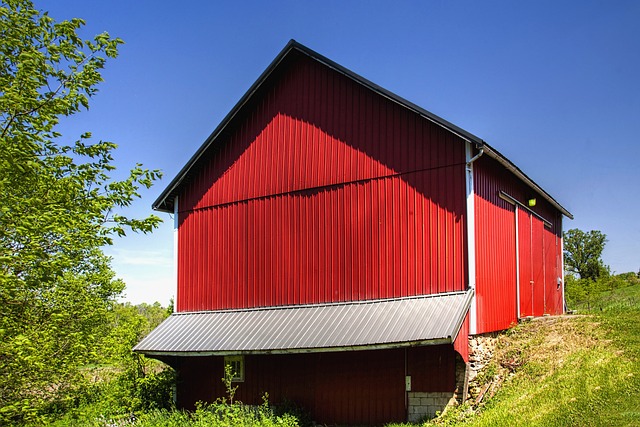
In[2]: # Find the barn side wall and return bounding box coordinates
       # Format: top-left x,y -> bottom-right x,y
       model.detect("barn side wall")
474,155 -> 563,334
173,346 -> 458,426
453,312 -> 470,361
176,55 -> 467,312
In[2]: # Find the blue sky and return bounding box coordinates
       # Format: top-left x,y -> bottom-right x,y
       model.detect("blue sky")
42,1 -> 640,305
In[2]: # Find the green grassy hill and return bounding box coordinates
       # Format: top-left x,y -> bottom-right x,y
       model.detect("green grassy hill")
417,283 -> 640,427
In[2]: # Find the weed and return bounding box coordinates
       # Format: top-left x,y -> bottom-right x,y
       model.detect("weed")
221,364 -> 239,404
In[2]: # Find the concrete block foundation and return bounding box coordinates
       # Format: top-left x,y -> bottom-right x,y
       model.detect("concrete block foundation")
407,391 -> 456,422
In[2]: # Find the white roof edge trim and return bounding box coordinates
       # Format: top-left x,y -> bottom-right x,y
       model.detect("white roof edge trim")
137,338 -> 454,357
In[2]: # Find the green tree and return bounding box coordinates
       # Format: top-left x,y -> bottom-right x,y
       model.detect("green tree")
0,0 -> 161,422
563,228 -> 608,281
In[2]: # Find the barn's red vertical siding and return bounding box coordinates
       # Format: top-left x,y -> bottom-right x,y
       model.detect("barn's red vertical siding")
518,209 -> 534,317
475,155 -> 564,333
545,224 -> 563,314
518,210 -> 563,318
176,347 -> 457,425
473,156 -> 517,333
531,217 -> 545,317
176,55 -> 467,312
453,313 -> 470,361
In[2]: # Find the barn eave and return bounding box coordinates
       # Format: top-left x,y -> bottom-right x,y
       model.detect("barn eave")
134,290 -> 473,356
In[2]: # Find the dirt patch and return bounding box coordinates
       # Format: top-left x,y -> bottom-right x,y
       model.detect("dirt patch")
465,314 -> 601,405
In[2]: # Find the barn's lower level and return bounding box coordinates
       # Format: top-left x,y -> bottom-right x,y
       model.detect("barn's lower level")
136,292 -> 473,425
163,345 -> 467,425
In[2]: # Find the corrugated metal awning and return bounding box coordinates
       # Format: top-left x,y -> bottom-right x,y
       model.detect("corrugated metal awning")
134,290 -> 473,356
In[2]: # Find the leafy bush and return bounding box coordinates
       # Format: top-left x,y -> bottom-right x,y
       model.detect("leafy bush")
124,363 -> 300,427
565,271 -> 638,311
31,301 -> 174,426
98,360 -> 175,415
131,396 -> 299,427
272,399 -> 313,427
86,303 -> 174,418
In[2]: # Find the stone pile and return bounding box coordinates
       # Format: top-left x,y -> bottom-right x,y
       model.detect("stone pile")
466,334 -> 499,402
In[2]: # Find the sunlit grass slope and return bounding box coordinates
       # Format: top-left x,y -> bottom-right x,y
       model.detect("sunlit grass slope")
391,284 -> 640,427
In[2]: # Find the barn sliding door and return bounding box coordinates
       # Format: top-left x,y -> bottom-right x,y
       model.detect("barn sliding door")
517,208 -> 546,318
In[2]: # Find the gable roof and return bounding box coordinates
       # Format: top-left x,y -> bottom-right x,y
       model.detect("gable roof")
153,40 -> 572,219
134,290 -> 472,356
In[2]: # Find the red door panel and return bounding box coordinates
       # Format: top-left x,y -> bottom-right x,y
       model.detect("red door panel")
531,216 -> 545,317
518,210 -> 546,318
544,230 -> 562,315
518,209 -> 533,317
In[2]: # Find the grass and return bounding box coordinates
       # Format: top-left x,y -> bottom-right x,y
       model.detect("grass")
403,283 -> 640,427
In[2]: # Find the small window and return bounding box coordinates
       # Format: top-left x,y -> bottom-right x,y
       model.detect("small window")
224,355 -> 245,382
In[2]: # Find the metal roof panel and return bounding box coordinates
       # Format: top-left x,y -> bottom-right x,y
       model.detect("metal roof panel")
134,291 -> 473,356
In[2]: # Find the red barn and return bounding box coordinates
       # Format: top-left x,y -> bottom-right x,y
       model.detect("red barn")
135,40 -> 572,425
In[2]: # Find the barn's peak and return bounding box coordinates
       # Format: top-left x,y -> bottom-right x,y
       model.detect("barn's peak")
153,39 -> 571,219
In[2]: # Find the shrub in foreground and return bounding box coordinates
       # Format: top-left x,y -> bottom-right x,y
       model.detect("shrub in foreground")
136,397 -> 299,427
